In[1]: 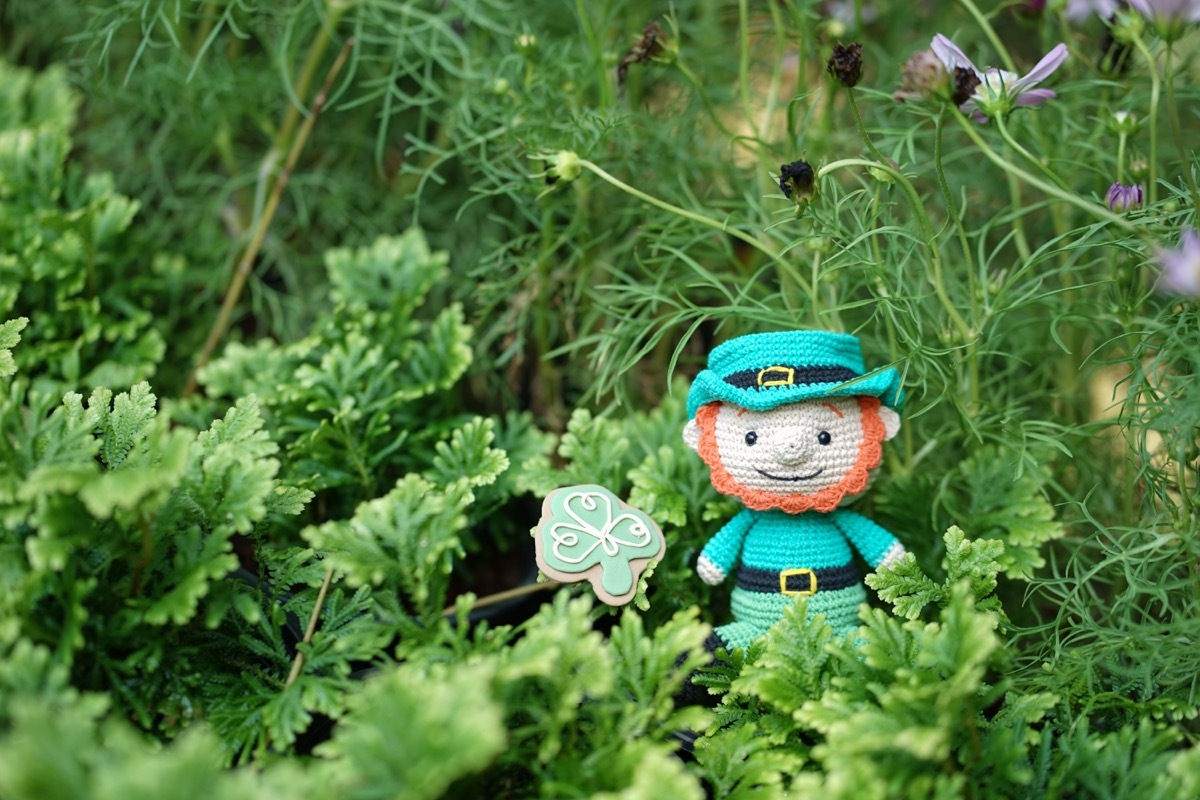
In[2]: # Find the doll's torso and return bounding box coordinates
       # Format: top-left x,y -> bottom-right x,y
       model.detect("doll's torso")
737,508 -> 855,570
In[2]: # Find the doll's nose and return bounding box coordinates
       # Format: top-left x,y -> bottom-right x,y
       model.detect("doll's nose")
770,430 -> 812,465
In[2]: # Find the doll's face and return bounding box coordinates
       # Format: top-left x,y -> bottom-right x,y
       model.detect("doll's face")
683,396 -> 899,514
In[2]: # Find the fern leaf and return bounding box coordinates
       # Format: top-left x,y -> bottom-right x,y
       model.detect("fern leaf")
0,317 -> 27,379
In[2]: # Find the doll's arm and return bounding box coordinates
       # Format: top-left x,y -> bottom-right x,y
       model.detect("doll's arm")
833,509 -> 906,569
697,508 -> 754,585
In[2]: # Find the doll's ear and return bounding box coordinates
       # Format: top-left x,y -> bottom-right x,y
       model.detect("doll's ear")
878,406 -> 901,441
682,417 -> 701,453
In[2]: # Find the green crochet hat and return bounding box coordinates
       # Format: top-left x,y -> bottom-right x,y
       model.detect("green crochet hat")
686,330 -> 903,418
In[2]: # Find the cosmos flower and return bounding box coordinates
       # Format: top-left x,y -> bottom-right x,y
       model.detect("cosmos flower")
1065,0 -> 1122,21
1105,182 -> 1144,212
1127,0 -> 1200,24
931,34 -> 1069,119
1128,0 -> 1200,40
1156,229 -> 1200,295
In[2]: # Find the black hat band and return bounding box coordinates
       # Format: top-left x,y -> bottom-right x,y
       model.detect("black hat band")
723,364 -> 860,390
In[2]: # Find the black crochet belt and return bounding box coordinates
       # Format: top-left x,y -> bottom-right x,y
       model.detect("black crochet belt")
735,563 -> 860,596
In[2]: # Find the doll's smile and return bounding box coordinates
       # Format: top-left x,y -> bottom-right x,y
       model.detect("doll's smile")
755,467 -> 824,482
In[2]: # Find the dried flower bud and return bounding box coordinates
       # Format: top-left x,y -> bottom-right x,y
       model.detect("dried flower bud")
894,49 -> 949,104
950,66 -> 982,107
779,160 -> 817,214
827,42 -> 864,88
617,20 -> 676,96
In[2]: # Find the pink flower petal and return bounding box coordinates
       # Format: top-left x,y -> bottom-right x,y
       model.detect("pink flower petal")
931,34 -> 980,76
1016,43 -> 1069,89
1014,88 -> 1057,106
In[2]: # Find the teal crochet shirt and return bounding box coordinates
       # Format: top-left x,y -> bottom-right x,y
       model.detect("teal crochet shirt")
700,507 -> 898,574
701,507 -> 900,647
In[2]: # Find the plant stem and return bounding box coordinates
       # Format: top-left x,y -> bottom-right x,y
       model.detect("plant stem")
1130,34 -> 1161,205
958,0 -> 1016,72
286,565 -> 335,687
273,3 -> 348,157
847,88 -> 888,165
947,108 -> 1143,236
183,38 -> 355,397
1117,131 -> 1128,184
993,114 -> 1073,194
1163,44 -> 1200,211
1005,165 -> 1033,263
820,158 -> 973,345
674,58 -> 739,142
935,108 -> 977,302
575,159 -> 817,307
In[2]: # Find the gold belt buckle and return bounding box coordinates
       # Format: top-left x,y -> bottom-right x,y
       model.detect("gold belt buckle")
780,568 -> 816,596
757,366 -> 795,387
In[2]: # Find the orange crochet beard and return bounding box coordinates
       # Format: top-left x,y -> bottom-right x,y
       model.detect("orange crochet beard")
693,396 -> 888,514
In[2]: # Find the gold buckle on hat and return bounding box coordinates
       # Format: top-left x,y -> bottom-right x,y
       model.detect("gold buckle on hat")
780,568 -> 816,596
757,366 -> 795,387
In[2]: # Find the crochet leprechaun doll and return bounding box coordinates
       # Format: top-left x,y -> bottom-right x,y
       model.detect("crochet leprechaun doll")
683,330 -> 906,649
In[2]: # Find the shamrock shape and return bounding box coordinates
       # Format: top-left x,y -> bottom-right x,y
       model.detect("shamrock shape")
534,484 -> 666,605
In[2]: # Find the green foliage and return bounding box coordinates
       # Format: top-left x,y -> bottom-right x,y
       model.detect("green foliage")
0,318 -> 26,380
2,0 -> 1200,796
951,447 -> 1065,580
317,663 -> 507,800
867,526 -> 1006,621
302,475 -> 470,621
0,60 -> 160,391
199,229 -> 477,516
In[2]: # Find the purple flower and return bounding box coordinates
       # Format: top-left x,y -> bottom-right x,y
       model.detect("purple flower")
1127,0 -> 1200,24
931,34 -> 1068,119
1066,0 -> 1121,21
1129,0 -> 1200,39
1156,229 -> 1200,295
1105,182 -> 1144,212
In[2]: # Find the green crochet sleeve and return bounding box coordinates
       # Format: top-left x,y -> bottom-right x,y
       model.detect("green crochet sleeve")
832,508 -> 899,567
700,507 -> 756,575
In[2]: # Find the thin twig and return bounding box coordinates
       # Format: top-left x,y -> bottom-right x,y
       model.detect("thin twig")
440,580 -> 561,618
183,37 -> 356,397
286,564 -> 335,688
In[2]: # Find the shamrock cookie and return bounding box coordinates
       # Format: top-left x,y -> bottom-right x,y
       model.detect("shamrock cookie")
534,485 -> 665,606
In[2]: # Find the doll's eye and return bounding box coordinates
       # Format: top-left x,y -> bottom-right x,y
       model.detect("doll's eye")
744,431 -> 758,446
817,431 -> 832,445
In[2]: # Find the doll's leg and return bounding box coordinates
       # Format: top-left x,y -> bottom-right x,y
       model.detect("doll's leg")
806,585 -> 867,637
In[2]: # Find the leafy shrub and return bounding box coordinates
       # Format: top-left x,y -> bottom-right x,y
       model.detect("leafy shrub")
2,0 -> 1200,796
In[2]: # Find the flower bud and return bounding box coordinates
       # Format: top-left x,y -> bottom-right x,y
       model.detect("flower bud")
1107,110 -> 1141,137
827,42 -> 864,88
1105,182 -> 1144,212
1109,8 -> 1146,45
549,150 -> 582,183
1128,157 -> 1150,182
515,33 -> 539,56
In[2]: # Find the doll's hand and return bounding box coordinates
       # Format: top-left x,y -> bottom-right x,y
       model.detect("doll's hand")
697,553 -> 726,585
877,541 -> 907,570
